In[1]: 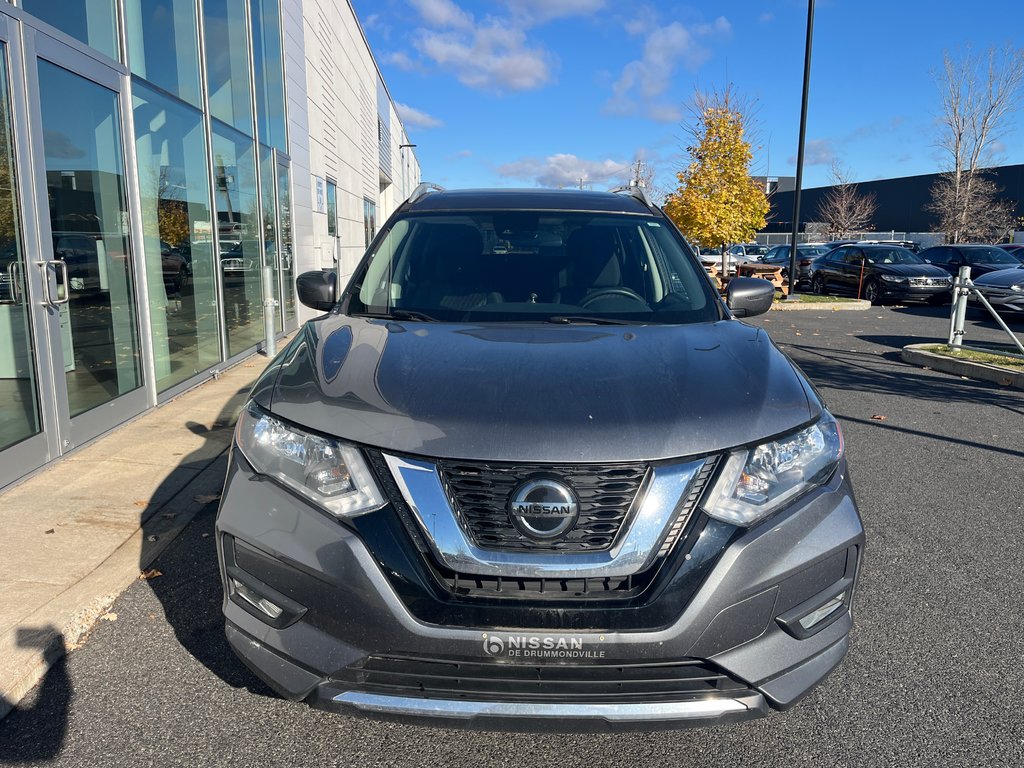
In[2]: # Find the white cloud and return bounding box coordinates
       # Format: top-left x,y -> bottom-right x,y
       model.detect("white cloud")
502,0 -> 606,24
415,24 -> 551,91
604,17 -> 731,122
384,50 -> 417,70
496,153 -> 630,188
395,102 -> 443,129
758,11 -> 774,23
788,139 -> 836,166
409,0 -> 473,29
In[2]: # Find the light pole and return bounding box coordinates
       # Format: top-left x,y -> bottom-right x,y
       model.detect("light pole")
787,0 -> 815,299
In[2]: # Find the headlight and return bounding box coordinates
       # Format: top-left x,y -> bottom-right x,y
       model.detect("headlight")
1011,283 -> 1023,292
235,402 -> 384,517
703,413 -> 843,526
880,274 -> 907,283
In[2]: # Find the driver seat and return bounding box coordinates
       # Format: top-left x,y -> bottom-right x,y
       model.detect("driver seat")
555,227 -> 622,306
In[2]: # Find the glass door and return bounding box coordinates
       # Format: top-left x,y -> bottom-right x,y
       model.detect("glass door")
21,26 -> 147,452
0,14 -> 52,488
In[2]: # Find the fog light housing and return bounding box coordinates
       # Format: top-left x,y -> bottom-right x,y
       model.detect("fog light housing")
775,577 -> 853,640
230,577 -> 284,620
798,592 -> 846,631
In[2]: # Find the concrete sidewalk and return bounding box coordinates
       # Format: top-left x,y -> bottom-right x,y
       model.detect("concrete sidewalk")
0,349 -> 277,720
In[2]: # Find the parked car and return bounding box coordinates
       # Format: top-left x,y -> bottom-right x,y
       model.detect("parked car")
918,244 -> 1022,278
811,244 -> 952,305
760,244 -> 830,287
969,264 -> 1024,314
161,240 -> 189,294
216,186 -> 863,731
995,243 -> 1024,257
726,242 -> 769,264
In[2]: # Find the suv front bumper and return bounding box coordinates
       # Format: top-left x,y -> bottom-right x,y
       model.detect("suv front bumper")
216,450 -> 863,732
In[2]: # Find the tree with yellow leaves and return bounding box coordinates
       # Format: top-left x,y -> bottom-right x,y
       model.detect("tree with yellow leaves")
663,88 -> 768,275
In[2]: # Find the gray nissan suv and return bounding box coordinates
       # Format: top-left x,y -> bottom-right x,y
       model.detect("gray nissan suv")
216,186 -> 864,731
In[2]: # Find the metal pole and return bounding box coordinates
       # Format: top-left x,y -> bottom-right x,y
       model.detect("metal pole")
949,266 -> 971,348
787,0 -> 815,300
262,265 -> 278,357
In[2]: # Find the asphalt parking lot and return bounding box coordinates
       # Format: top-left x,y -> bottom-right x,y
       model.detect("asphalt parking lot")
2,304 -> 1023,767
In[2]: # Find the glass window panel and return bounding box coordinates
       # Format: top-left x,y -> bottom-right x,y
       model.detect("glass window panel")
133,80 -> 220,392
38,60 -> 141,417
22,0 -> 119,61
326,179 -> 337,237
277,160 -> 294,323
251,0 -> 287,151
212,120 -> 262,355
124,0 -> 202,108
259,144 -> 281,333
203,0 -> 253,135
0,46 -> 41,453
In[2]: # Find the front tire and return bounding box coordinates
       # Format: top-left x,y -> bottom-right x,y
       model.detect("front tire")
864,279 -> 881,305
811,275 -> 827,295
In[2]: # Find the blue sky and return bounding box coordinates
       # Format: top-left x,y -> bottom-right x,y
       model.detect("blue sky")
355,0 -> 1024,195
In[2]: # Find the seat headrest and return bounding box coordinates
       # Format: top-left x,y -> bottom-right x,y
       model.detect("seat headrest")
566,227 -> 621,288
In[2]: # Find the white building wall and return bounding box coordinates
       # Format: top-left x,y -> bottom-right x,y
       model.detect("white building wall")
284,0 -> 420,322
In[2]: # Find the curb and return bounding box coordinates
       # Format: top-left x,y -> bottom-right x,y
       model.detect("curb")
901,344 -> 1024,389
770,299 -> 871,311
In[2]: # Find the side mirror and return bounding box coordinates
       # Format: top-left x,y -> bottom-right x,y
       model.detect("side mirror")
296,270 -> 337,311
726,277 -> 775,318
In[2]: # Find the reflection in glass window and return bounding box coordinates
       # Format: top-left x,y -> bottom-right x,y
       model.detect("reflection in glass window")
212,121 -> 263,356
251,0 -> 287,152
204,0 -> 254,135
134,81 -> 220,392
124,0 -> 203,108
22,0 -> 119,61
0,46 -> 42,453
363,198 -> 376,248
326,179 -> 337,237
278,162 -> 294,323
259,144 -> 282,333
38,61 -> 141,416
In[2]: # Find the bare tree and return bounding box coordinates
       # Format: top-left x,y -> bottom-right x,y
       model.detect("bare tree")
929,172 -> 1015,242
815,160 -> 877,238
928,45 -> 1024,243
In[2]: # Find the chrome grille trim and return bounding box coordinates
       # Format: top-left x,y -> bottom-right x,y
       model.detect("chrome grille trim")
382,453 -> 708,579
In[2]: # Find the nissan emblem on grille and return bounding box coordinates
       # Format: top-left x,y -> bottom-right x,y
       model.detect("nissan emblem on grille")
508,478 -> 579,541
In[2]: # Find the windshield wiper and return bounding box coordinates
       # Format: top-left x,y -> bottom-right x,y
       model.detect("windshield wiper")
546,315 -> 636,325
351,309 -> 439,322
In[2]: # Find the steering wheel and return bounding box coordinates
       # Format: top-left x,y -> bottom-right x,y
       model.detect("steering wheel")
579,287 -> 646,307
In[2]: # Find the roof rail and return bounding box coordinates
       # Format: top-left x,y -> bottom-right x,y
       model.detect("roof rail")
608,184 -> 655,210
407,182 -> 446,205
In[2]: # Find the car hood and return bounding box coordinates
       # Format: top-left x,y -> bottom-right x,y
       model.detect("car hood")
974,266 -> 1024,286
258,316 -> 820,463
872,263 -> 950,277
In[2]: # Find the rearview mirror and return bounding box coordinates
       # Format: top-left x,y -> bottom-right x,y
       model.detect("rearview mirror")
726,277 -> 775,318
296,270 -> 337,311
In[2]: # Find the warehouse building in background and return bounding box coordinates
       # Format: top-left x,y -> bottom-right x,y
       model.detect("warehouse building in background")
0,0 -> 420,489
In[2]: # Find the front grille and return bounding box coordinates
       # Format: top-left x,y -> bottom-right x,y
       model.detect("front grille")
336,655 -> 749,703
437,459 -> 649,552
435,567 -> 655,601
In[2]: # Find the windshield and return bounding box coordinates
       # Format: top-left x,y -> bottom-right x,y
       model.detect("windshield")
963,246 -> 1021,265
348,212 -> 721,324
865,247 -> 922,265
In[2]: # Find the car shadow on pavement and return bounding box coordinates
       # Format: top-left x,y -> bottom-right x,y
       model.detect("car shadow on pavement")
783,341 -> 1024,460
0,628 -> 71,761
141,389 -> 276,701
